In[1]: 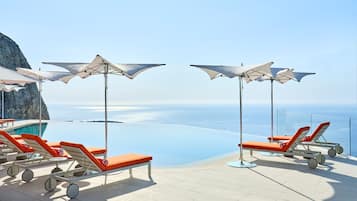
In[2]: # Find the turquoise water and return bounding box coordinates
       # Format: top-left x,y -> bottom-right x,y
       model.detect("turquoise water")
10,122 -> 48,136
14,104 -> 357,166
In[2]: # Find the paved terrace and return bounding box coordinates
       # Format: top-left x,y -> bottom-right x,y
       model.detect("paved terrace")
0,149 -> 356,201
2,119 -> 47,132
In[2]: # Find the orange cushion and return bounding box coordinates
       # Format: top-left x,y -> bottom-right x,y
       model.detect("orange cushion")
87,147 -> 106,155
12,135 -> 22,139
242,127 -> 310,152
104,153 -> 152,171
241,142 -> 284,152
46,142 -> 61,148
60,141 -> 152,172
268,136 -> 292,141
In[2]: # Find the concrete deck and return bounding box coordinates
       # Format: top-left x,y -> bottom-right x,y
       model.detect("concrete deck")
1,149 -> 356,201
2,119 -> 46,132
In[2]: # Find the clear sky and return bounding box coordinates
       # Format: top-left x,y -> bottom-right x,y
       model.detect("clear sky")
1,0 -> 357,105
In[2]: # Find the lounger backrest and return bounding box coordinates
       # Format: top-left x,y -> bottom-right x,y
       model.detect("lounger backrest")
0,131 -> 32,153
60,141 -> 104,172
306,122 -> 330,142
22,134 -> 58,159
0,119 -> 14,126
282,126 -> 310,152
4,119 -> 15,123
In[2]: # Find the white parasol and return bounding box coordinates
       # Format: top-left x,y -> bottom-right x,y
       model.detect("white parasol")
0,84 -> 25,118
191,61 -> 273,168
43,54 -> 165,174
258,68 -> 315,141
0,66 -> 36,119
17,68 -> 75,135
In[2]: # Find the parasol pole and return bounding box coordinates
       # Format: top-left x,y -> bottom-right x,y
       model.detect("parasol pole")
1,91 -> 4,119
270,79 -> 274,142
227,63 -> 256,168
39,81 -> 42,135
239,76 -> 243,163
104,63 -> 109,184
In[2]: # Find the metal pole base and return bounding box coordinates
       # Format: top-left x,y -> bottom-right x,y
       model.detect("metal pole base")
259,152 -> 281,157
227,160 -> 256,168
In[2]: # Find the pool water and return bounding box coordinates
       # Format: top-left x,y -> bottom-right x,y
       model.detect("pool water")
11,104 -> 356,166
10,123 -> 48,136
14,121 -> 265,167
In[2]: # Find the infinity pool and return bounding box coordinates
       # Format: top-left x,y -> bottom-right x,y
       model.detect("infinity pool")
13,121 -> 265,166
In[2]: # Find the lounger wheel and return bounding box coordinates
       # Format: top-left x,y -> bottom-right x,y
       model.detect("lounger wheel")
303,155 -> 312,160
44,177 -> 57,192
308,159 -> 318,169
328,148 -> 337,158
50,167 -> 63,182
336,145 -> 343,154
316,154 -> 326,165
0,158 -> 7,164
51,167 -> 63,174
283,153 -> 294,158
16,155 -> 27,160
22,168 -> 34,182
74,164 -> 85,177
67,183 -> 79,199
7,164 -> 20,177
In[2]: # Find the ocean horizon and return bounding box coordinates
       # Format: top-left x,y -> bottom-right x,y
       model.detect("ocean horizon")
46,103 -> 357,157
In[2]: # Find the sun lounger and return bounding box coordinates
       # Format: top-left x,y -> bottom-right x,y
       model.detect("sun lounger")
0,131 -> 34,161
0,131 -> 60,159
0,134 -> 22,147
44,141 -> 153,199
241,126 -> 325,169
0,118 -> 15,127
268,122 -> 343,157
4,134 -> 106,183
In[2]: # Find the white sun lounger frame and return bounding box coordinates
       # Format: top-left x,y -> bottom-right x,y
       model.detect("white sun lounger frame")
246,128 -> 324,169
273,123 -> 343,157
0,134 -> 31,161
3,137 -> 72,182
45,144 -> 152,198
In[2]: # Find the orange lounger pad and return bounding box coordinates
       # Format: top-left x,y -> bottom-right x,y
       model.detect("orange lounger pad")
46,142 -> 105,155
243,126 -> 310,153
12,135 -> 22,139
46,142 -> 61,147
87,147 -> 106,155
60,141 -> 151,172
241,142 -> 284,152
268,136 -> 292,141
103,154 -> 152,171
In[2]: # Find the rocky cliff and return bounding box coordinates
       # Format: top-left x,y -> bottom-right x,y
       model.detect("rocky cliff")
0,32 -> 49,120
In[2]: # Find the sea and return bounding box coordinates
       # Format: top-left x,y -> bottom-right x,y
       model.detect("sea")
46,103 -> 357,157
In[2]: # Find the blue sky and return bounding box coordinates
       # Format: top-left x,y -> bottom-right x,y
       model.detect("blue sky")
1,0 -> 357,105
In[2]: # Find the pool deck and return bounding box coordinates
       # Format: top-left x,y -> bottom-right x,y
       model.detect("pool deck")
2,119 -> 47,132
1,149 -> 356,201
